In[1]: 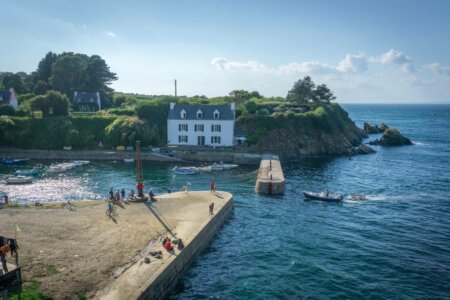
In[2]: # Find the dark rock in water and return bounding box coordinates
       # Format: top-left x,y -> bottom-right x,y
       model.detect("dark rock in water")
379,123 -> 389,131
363,122 -> 390,134
363,122 -> 382,134
357,144 -> 376,154
369,128 -> 412,146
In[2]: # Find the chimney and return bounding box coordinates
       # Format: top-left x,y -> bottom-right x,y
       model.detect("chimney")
97,92 -> 101,110
170,102 -> 175,109
230,102 -> 235,110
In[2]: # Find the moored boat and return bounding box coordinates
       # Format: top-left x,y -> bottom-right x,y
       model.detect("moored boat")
123,158 -> 135,163
2,158 -> 30,165
222,163 -> 239,169
173,166 -> 197,175
4,175 -> 33,184
14,169 -> 40,176
210,163 -> 224,171
303,191 -> 343,202
72,160 -> 90,166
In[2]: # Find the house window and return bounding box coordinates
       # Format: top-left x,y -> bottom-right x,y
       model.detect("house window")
211,136 -> 221,144
214,110 -> 220,119
178,124 -> 188,131
180,109 -> 187,119
179,135 -> 188,143
195,124 -> 204,132
211,124 -> 221,132
197,110 -> 203,119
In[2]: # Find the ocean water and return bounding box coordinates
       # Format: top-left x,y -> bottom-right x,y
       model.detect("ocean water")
1,104 -> 449,299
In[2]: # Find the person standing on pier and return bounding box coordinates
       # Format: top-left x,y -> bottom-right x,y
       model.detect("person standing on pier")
210,180 -> 216,195
209,202 -> 215,216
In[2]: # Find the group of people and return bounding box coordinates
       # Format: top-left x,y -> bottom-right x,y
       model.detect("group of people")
162,237 -> 185,252
0,194 -> 9,205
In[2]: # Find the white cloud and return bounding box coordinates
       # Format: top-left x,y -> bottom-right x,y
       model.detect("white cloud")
337,54 -> 368,73
211,57 -> 271,73
371,49 -> 415,72
424,63 -> 450,78
212,53 -> 368,76
106,31 -> 116,38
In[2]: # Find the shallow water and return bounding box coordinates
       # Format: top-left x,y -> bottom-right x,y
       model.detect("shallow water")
1,104 -> 450,299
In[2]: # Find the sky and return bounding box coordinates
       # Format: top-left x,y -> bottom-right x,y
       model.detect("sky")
1,0 -> 450,103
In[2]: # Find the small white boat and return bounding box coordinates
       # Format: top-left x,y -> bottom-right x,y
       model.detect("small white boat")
5,175 -> 33,184
222,163 -> 239,169
15,168 -> 40,175
211,163 -> 224,171
196,166 -> 212,172
123,158 -> 135,163
172,166 -> 197,175
72,160 -> 90,166
46,164 -> 71,173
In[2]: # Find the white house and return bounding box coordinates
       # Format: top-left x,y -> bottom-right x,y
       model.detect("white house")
167,103 -> 235,146
0,88 -> 18,109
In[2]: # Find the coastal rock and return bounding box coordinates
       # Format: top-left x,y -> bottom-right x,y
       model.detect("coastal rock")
369,128 -> 412,146
379,123 -> 389,131
363,122 -> 382,134
357,144 -> 376,154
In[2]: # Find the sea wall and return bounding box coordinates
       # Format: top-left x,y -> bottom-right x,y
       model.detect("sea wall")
173,150 -> 263,165
138,196 -> 234,300
0,148 -> 180,162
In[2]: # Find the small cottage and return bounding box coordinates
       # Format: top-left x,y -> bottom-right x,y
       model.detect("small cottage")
73,92 -> 101,112
0,88 -> 18,109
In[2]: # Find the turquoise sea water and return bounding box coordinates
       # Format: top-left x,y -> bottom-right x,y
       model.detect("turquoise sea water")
1,104 -> 449,299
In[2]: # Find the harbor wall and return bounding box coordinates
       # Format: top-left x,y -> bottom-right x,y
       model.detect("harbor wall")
138,196 -> 234,300
255,156 -> 285,195
0,148 -> 180,162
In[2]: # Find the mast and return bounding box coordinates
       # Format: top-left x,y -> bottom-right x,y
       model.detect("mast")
135,140 -> 144,197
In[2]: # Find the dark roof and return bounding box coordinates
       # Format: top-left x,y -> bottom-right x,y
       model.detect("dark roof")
74,92 -> 99,104
168,104 -> 235,120
0,90 -> 11,103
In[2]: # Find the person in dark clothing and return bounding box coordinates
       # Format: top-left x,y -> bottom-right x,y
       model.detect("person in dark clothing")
120,189 -> 125,200
149,190 -> 155,201
4,195 -> 8,205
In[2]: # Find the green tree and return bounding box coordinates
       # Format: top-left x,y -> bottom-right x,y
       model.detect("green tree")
1,73 -> 26,94
46,90 -> 69,116
50,53 -> 88,96
286,76 -> 316,105
37,52 -> 58,82
314,84 -> 336,103
0,104 -> 15,116
33,80 -> 50,95
229,90 -> 263,103
30,95 -> 50,117
244,100 -> 258,114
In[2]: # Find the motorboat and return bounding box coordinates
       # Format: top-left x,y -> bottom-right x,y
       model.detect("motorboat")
173,166 -> 197,175
46,163 -> 73,173
4,175 -> 33,184
303,191 -> 343,202
14,169 -> 40,176
196,166 -> 212,172
2,158 -> 30,165
346,194 -> 367,201
222,163 -> 239,169
123,158 -> 135,163
72,160 -> 90,166
210,163 -> 224,171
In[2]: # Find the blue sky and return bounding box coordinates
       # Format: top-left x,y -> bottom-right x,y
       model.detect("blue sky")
1,0 -> 450,103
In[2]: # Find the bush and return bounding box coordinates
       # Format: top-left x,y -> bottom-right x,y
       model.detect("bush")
105,117 -> 159,146
0,104 -> 15,116
107,107 -> 136,116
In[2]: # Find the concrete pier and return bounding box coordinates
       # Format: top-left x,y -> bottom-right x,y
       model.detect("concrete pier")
255,155 -> 285,195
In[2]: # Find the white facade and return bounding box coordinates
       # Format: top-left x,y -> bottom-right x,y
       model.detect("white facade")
167,103 -> 235,146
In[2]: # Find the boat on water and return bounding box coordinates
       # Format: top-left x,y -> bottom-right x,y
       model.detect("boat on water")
46,163 -> 74,173
196,166 -> 212,172
173,166 -> 197,175
123,158 -> 135,163
4,175 -> 33,184
2,158 -> 30,165
210,162 -> 239,171
14,169 -> 40,176
303,191 -> 343,202
72,160 -> 90,166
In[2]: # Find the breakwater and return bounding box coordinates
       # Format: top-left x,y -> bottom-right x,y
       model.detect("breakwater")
255,155 -> 285,195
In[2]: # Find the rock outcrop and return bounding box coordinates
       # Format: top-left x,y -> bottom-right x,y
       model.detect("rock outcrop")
363,122 -> 390,134
357,144 -> 376,154
369,128 -> 412,146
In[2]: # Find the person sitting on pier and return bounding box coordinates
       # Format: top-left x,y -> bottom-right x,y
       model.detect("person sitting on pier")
164,239 -> 173,251
129,189 -> 135,199
148,189 -> 155,201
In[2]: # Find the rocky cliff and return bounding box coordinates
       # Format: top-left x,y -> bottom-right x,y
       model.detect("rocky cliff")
238,104 -> 366,160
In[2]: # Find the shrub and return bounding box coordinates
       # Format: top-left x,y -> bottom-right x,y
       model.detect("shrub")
0,104 -> 15,116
